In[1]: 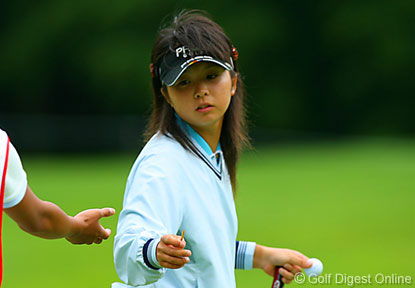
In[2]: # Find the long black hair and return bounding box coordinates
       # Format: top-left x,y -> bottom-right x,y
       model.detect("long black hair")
145,10 -> 250,192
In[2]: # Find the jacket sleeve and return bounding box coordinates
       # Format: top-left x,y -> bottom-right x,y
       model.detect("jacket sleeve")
113,154 -> 184,286
235,241 -> 257,270
4,141 -> 27,208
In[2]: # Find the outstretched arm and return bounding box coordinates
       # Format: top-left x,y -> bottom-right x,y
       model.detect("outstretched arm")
4,185 -> 115,245
253,244 -> 312,284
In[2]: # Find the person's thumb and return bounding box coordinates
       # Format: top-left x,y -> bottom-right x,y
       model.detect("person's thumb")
100,208 -> 116,218
301,258 -> 313,269
290,253 -> 312,269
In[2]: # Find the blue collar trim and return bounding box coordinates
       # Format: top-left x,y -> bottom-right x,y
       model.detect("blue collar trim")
175,114 -> 222,156
175,114 -> 223,173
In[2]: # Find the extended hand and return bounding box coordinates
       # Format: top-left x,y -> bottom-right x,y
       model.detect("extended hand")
156,234 -> 192,269
254,246 -> 312,284
66,208 -> 115,245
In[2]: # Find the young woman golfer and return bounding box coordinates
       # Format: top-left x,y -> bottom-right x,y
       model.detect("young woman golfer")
113,10 -> 312,288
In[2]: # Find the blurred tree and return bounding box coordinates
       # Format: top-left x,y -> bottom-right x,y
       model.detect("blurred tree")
1,0 -> 414,150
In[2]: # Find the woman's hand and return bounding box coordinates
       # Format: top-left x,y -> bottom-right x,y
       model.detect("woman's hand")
156,234 -> 192,269
254,245 -> 312,284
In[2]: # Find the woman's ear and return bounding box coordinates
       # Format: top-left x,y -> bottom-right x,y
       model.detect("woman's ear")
160,87 -> 172,106
231,74 -> 238,96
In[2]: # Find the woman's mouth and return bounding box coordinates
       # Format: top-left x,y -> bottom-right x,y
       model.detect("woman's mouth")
196,104 -> 213,112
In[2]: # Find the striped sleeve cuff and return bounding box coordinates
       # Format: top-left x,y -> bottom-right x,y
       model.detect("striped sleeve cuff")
143,238 -> 162,270
235,241 -> 256,270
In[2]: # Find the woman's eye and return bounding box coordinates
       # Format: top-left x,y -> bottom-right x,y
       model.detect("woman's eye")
177,79 -> 190,86
207,74 -> 217,80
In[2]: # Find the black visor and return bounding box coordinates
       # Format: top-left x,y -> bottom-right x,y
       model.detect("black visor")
158,46 -> 233,86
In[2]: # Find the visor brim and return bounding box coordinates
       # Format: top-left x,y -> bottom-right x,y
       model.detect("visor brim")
161,56 -> 233,86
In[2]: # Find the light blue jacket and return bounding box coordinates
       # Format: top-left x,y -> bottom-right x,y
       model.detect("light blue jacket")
113,119 -> 255,287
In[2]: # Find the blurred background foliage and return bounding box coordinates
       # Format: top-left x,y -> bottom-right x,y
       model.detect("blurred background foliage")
1,0 -> 414,152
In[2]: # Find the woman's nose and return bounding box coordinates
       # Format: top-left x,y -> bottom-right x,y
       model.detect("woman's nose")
194,82 -> 209,99
194,90 -> 209,99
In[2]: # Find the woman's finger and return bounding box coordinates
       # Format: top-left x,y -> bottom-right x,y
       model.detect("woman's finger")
279,267 -> 295,281
282,277 -> 292,284
284,263 -> 302,274
158,253 -> 189,267
161,234 -> 185,248
158,260 -> 183,269
285,250 -> 311,269
158,243 -> 191,258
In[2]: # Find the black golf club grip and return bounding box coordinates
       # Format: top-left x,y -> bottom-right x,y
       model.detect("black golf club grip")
271,266 -> 284,288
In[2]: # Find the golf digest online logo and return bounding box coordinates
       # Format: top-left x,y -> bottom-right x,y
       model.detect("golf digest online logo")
294,272 -> 414,286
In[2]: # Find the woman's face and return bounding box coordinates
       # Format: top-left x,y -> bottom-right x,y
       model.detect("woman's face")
162,62 -> 237,135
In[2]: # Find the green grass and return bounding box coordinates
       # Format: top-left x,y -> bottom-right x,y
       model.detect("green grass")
3,138 -> 415,287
